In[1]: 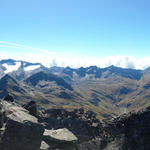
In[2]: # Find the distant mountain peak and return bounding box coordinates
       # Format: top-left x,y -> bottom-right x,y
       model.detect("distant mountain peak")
0,59 -> 44,74
0,59 -> 17,65
0,59 -> 147,81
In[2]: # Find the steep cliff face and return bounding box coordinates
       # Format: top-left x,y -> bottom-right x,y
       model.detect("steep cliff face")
0,100 -> 44,150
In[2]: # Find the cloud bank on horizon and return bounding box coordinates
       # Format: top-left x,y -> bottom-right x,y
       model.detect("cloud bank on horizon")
0,41 -> 149,70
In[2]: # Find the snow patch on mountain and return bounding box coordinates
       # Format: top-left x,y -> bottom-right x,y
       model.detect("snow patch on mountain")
24,65 -> 41,71
2,62 -> 21,73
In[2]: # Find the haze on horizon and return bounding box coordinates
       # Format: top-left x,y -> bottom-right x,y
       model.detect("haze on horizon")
0,0 -> 150,69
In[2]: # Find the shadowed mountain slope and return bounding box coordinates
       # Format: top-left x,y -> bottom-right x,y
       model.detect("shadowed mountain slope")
25,71 -> 73,91
0,74 -> 25,98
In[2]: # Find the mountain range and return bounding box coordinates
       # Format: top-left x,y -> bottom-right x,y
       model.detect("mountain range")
1,59 -> 150,119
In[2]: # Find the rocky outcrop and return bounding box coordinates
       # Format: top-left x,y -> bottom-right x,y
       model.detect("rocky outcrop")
23,100 -> 37,116
0,100 -> 44,150
99,106 -> 150,150
0,98 -> 150,150
3,94 -> 14,102
39,108 -> 108,150
38,107 -> 150,150
39,108 -> 102,140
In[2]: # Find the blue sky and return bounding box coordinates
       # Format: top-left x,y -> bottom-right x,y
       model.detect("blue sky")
0,0 -> 150,68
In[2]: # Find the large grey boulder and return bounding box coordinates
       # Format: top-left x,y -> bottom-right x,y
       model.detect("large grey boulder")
43,128 -> 78,150
0,101 -> 44,150
44,128 -> 78,143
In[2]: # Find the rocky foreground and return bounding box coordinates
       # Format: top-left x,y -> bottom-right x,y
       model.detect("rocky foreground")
0,99 -> 150,150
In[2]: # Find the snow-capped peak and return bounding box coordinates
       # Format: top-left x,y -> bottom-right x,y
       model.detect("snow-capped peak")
0,59 -> 43,74
24,65 -> 41,71
2,62 -> 21,73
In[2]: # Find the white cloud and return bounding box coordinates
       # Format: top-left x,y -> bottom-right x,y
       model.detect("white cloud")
0,41 -> 49,52
0,41 -> 150,69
